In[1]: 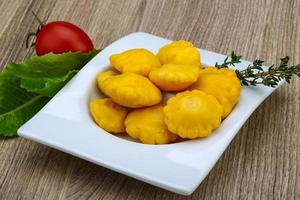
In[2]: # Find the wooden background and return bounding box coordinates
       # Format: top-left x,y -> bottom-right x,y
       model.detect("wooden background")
0,0 -> 299,199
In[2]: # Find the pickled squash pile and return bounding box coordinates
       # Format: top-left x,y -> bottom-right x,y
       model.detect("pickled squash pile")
90,40 -> 241,144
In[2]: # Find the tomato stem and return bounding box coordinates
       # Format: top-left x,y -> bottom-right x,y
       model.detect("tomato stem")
32,11 -> 45,27
26,11 -> 46,49
26,32 -> 36,48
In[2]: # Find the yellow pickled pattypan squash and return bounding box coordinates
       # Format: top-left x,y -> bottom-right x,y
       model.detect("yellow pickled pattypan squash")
125,105 -> 178,144
189,67 -> 241,119
110,49 -> 161,76
149,64 -> 200,91
157,40 -> 201,66
97,70 -> 119,94
164,90 -> 223,139
90,98 -> 128,133
98,72 -> 162,108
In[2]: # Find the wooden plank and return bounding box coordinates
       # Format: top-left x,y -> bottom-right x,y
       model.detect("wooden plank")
0,0 -> 299,199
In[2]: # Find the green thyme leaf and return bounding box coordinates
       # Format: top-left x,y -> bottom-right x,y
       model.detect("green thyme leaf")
216,53 -> 300,87
215,51 -> 242,68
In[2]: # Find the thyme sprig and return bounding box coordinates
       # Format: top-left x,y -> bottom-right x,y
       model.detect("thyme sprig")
215,51 -> 242,68
215,52 -> 300,87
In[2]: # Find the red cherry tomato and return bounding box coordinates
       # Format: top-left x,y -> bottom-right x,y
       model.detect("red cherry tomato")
35,21 -> 94,56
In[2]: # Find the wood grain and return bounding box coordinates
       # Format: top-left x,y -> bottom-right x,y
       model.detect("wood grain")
0,0 -> 299,199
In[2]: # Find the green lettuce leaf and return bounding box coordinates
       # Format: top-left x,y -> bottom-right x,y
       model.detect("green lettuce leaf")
2,49 -> 100,97
0,77 -> 50,137
20,69 -> 79,97
0,49 -> 100,137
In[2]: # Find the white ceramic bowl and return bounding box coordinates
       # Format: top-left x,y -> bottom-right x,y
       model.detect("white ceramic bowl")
18,32 -> 281,195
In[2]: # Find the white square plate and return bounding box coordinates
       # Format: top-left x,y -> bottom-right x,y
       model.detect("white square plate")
18,32 -> 280,195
